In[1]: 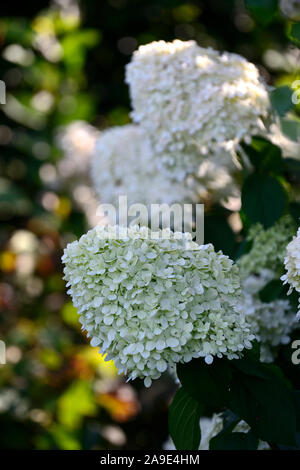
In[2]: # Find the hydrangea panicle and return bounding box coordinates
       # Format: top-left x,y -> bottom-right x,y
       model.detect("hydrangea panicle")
126,40 -> 269,179
238,215 -> 296,279
281,226 -> 300,318
91,125 -> 197,212
62,225 -> 255,387
57,120 -> 99,179
242,270 -> 297,362
91,124 -> 238,208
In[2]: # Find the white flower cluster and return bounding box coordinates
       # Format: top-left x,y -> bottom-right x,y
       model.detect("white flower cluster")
55,120 -> 104,227
242,270 -> 297,362
91,124 -> 238,212
56,120 -> 99,180
237,215 -> 296,279
280,0 -> 300,20
164,413 -> 269,450
91,125 -> 197,211
281,227 -> 300,318
126,40 -> 269,179
62,225 -> 254,387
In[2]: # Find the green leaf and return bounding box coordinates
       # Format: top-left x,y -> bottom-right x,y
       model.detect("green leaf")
57,380 -> 97,430
295,391 -> 300,432
49,425 -> 81,450
280,118 -> 300,142
289,202 -> 300,226
244,340 -> 261,362
210,431 -> 259,450
241,174 -> 286,229
285,159 -> 300,181
233,238 -> 253,261
242,137 -> 283,173
259,279 -> 286,302
177,358 -> 232,407
270,86 -> 294,116
210,409 -> 258,450
232,354 -> 270,381
61,30 -> 100,71
228,364 -> 297,446
222,409 -> 241,431
245,0 -> 277,25
169,388 -> 202,450
204,214 -> 236,258
287,22 -> 300,45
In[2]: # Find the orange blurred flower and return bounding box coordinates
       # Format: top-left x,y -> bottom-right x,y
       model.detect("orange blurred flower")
97,391 -> 139,423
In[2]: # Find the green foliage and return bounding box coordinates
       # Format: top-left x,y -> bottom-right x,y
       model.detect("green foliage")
48,424 -> 82,450
280,118 -> 300,142
171,352 -> 298,449
242,137 -> 284,174
177,358 -> 232,407
270,86 -> 294,116
204,213 -> 237,258
61,30 -> 100,72
287,22 -> 300,45
284,159 -> 300,180
209,410 -> 258,449
228,362 -> 296,446
241,174 -> 287,228
240,138 -> 290,229
210,431 -> 258,450
259,279 -> 286,302
168,388 -> 202,450
290,201 -> 300,223
57,381 -> 97,430
245,0 -> 278,25
295,391 -> 300,431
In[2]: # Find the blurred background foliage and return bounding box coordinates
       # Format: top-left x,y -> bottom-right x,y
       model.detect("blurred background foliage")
0,0 -> 299,450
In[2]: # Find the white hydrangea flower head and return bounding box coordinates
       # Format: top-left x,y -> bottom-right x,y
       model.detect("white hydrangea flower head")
54,121 -> 103,227
55,121 -> 104,227
237,215 -> 296,279
282,227 -> 300,294
242,270 -> 297,362
62,225 -> 255,387
91,124 -> 237,213
126,40 -> 269,179
164,412 -> 269,450
56,120 -> 99,179
91,125 -> 198,219
281,227 -> 300,318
